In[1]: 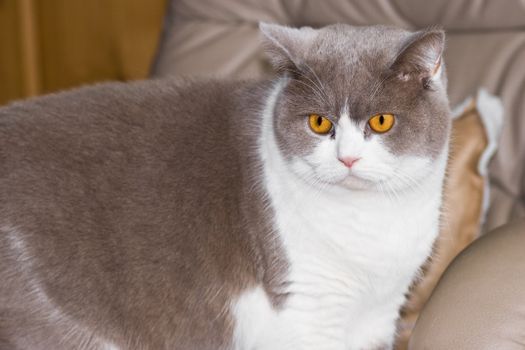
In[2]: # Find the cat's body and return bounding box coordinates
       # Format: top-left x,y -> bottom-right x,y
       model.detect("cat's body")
0,79 -> 275,350
233,79 -> 448,350
0,24 -> 451,350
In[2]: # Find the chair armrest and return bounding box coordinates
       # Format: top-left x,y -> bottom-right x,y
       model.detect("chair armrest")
409,218 -> 525,349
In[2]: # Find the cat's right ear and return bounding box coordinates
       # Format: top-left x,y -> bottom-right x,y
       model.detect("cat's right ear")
259,22 -> 317,74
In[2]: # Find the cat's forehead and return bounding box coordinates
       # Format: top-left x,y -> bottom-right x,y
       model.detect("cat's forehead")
294,25 -> 416,116
302,25 -> 412,81
312,25 -> 410,59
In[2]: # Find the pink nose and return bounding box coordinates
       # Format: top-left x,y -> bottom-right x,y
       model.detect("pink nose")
338,157 -> 360,168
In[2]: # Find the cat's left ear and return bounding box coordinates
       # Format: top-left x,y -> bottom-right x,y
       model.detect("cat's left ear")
390,29 -> 445,87
259,22 -> 317,74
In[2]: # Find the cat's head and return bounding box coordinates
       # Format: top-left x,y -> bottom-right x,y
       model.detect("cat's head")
261,23 -> 451,191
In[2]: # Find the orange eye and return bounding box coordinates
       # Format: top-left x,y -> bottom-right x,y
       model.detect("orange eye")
308,114 -> 333,135
368,113 -> 395,133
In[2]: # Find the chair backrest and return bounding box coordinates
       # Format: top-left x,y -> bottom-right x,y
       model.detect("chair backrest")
152,0 -> 525,233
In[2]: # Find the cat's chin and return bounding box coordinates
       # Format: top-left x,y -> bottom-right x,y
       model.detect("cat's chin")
302,169 -> 385,192
337,175 -> 380,191
301,173 -> 376,192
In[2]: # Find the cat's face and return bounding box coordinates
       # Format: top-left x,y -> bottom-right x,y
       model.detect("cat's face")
261,24 -> 451,191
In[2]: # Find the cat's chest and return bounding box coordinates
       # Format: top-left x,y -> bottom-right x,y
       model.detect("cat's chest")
280,189 -> 440,293
274,184 -> 440,277
233,188 -> 442,350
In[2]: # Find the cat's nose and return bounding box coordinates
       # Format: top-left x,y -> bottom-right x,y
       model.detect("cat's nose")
338,157 -> 360,168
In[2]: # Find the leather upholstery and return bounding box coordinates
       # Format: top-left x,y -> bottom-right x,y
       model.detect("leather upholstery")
151,0 -> 525,233
409,219 -> 525,349
151,1 -> 525,348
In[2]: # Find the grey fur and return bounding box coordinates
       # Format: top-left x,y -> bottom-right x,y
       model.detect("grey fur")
0,79 -> 287,349
0,24 -> 450,349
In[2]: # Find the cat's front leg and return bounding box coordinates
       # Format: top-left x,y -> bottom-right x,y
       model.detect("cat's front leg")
347,336 -> 394,350
343,315 -> 397,350
367,344 -> 392,350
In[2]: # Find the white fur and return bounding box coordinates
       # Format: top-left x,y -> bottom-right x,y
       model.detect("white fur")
233,80 -> 448,350
104,343 -> 121,350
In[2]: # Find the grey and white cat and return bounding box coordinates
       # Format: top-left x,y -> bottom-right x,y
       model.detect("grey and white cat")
0,23 -> 450,350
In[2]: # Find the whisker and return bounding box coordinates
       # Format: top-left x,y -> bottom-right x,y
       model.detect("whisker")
301,63 -> 331,102
288,66 -> 331,107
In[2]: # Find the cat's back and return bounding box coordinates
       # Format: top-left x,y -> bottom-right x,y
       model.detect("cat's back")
0,78 -> 259,236
0,78 -> 261,214
0,78 -> 255,178
0,78 -> 268,349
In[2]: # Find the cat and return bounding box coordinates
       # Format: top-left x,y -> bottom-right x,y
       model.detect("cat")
0,23 -> 450,350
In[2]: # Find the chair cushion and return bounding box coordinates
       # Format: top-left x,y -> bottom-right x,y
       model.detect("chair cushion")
150,2 -> 522,347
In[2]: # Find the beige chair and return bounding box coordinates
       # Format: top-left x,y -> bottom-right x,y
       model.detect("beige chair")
151,1 -> 525,348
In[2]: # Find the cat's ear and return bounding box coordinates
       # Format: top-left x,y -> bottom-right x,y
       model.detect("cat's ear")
259,22 -> 317,74
390,29 -> 445,87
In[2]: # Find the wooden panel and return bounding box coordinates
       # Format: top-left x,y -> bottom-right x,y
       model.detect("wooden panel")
35,0 -> 118,92
19,0 -> 41,97
34,0 -> 166,93
0,0 -> 25,105
0,0 -> 166,105
110,0 -> 167,80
